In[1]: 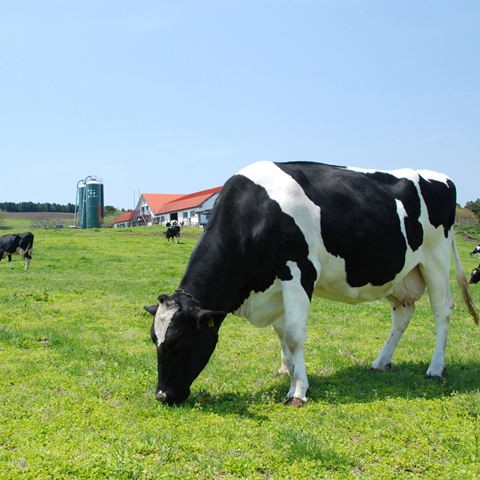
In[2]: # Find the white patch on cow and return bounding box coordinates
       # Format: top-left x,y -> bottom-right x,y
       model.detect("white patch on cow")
237,161 -> 323,278
416,169 -> 453,185
154,302 -> 179,347
395,199 -> 408,240
234,279 -> 284,328
347,165 -> 452,188
346,166 -> 417,179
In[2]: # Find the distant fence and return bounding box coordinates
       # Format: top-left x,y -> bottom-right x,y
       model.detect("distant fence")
456,216 -> 479,227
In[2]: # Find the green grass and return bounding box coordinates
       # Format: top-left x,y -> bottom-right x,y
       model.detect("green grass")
1,221 -> 480,478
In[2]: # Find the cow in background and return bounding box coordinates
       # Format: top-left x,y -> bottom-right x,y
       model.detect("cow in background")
164,225 -> 181,243
164,221 -> 183,243
470,266 -> 480,285
470,244 -> 480,259
0,232 -> 34,269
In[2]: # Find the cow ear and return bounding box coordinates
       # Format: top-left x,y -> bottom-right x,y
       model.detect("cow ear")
144,304 -> 158,316
197,309 -> 226,330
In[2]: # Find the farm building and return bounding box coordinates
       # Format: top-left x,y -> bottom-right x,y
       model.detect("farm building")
111,210 -> 135,228
113,187 -> 222,228
155,187 -> 222,226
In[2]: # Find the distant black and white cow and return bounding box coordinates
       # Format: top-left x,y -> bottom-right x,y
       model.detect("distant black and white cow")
0,232 -> 34,269
470,244 -> 480,259
470,266 -> 480,285
164,225 -> 181,243
145,161 -> 478,407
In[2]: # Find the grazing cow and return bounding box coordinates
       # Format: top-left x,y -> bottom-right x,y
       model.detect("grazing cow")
470,266 -> 480,285
470,244 -> 480,259
0,232 -> 34,269
145,161 -> 478,407
164,225 -> 181,243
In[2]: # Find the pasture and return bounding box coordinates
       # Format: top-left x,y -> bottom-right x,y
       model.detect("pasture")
1,217 -> 480,479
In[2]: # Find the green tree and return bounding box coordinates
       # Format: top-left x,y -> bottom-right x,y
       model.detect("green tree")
104,205 -> 118,216
465,199 -> 480,221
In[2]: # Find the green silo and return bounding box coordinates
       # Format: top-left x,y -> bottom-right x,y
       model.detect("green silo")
86,180 -> 102,228
78,183 -> 87,229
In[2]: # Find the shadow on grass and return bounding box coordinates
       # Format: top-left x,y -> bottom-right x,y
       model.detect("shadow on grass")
181,361 -> 480,417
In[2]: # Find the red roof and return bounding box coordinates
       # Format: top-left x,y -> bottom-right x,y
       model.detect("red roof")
142,193 -> 186,214
156,187 -> 222,215
113,210 -> 135,224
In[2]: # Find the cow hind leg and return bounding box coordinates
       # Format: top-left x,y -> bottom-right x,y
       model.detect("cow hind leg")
372,300 -> 415,371
372,266 -> 426,371
419,260 -> 455,378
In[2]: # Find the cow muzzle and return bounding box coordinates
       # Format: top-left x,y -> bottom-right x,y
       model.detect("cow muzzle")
155,387 -> 190,405
156,391 -> 168,402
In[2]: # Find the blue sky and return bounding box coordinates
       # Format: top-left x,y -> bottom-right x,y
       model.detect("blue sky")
1,1 -> 479,209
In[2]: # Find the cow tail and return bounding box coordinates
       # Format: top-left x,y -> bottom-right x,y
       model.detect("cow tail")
452,236 -> 479,325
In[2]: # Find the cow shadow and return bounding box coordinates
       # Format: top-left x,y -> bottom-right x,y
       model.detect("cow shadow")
306,361 -> 480,404
185,361 -> 480,419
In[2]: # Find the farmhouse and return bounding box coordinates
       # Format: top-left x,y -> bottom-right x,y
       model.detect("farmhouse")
113,187 -> 222,228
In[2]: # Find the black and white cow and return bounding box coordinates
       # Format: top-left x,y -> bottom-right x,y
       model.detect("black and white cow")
470,266 -> 480,285
164,225 -> 181,243
0,232 -> 34,269
145,161 -> 478,407
470,244 -> 480,259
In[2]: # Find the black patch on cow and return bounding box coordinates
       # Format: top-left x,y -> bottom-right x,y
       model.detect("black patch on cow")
418,176 -> 456,238
366,172 -> 424,252
179,175 -> 318,312
275,162 -> 426,287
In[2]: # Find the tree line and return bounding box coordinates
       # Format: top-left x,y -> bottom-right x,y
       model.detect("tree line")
0,202 -> 76,213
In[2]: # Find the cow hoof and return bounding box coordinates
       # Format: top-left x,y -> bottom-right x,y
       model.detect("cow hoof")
371,363 -> 391,372
425,365 -> 445,379
282,397 -> 306,407
291,397 -> 306,408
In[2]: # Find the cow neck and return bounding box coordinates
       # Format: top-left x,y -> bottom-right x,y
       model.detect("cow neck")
177,228 -> 242,313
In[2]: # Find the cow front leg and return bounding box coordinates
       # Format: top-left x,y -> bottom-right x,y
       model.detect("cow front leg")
281,264 -> 312,406
8,255 -> 13,269
372,298 -> 415,371
272,315 -> 294,376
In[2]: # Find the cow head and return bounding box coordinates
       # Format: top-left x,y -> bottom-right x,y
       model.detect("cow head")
470,245 -> 480,257
144,294 -> 226,405
470,267 -> 480,285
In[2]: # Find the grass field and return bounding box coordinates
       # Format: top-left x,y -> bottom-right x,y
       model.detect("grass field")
1,218 -> 480,479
